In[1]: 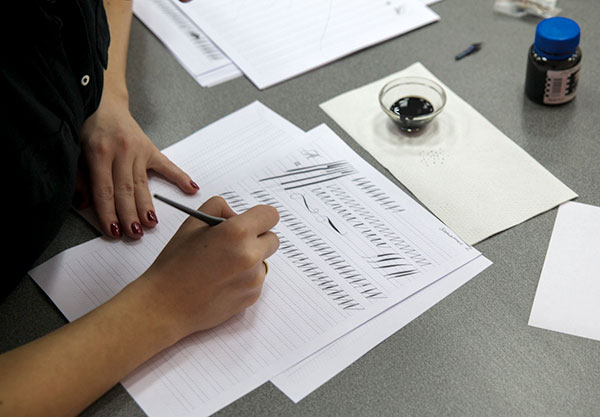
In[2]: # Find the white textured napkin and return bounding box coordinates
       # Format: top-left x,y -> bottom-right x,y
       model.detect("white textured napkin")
320,62 -> 577,244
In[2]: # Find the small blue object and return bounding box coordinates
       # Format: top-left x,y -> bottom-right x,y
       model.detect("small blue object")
455,42 -> 482,60
534,17 -> 580,60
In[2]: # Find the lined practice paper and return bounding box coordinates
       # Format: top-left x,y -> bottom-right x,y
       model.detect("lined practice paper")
133,0 -> 241,87
173,0 -> 439,89
30,102 -> 478,417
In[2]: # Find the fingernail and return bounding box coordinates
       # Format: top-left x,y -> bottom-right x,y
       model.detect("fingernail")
131,222 -> 144,236
110,222 -> 122,237
190,180 -> 199,190
147,210 -> 158,223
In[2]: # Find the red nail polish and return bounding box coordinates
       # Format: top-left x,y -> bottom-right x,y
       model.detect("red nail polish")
147,210 -> 158,223
110,222 -> 122,237
190,180 -> 199,190
131,222 -> 144,235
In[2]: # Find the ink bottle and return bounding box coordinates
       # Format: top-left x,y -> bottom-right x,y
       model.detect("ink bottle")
525,17 -> 582,105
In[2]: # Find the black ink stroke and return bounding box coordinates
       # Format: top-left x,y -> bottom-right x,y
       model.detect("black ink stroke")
290,192 -> 344,236
259,161 -> 357,191
252,189 -> 385,301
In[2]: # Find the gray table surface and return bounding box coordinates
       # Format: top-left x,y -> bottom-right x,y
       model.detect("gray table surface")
2,0 -> 599,416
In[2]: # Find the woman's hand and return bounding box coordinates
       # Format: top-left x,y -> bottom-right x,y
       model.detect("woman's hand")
134,196 -> 280,340
79,92 -> 199,239
0,196 -> 279,417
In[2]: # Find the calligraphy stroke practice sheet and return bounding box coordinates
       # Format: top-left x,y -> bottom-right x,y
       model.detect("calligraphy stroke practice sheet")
31,102 -> 480,417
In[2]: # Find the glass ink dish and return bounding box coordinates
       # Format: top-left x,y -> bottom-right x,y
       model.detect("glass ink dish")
379,76 -> 447,132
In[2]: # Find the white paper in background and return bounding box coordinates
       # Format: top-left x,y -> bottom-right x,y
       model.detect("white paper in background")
133,0 -> 241,87
173,0 -> 439,89
31,102 -> 480,417
320,62 -> 577,245
528,202 -> 600,342
133,0 -> 439,88
272,253 -> 491,402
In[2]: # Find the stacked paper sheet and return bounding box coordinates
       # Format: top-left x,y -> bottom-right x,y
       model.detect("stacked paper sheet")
134,0 -> 442,88
30,102 -> 489,416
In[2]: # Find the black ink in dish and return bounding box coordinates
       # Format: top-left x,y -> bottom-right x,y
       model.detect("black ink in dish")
389,97 -> 434,118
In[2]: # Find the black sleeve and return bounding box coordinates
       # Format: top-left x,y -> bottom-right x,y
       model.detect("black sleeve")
1,0 -> 109,298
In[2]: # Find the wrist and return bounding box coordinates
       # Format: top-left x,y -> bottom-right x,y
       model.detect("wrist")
100,86 -> 130,108
111,275 -> 184,351
100,71 -> 130,106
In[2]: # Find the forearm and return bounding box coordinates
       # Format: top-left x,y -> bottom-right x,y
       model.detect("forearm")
0,279 -> 177,417
0,198 -> 278,416
102,0 -> 134,100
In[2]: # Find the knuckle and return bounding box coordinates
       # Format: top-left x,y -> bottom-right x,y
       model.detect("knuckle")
114,134 -> 132,152
87,137 -> 111,156
225,223 -> 250,241
115,181 -> 135,196
237,250 -> 259,269
243,290 -> 262,309
207,196 -> 226,206
93,184 -> 114,200
133,174 -> 148,188
251,271 -> 266,288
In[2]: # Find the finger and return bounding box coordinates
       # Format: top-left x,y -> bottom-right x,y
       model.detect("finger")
197,196 -> 237,219
133,158 -> 158,228
231,204 -> 280,235
150,152 -> 199,195
231,262 -> 267,303
113,154 -> 144,239
257,231 -> 280,260
249,262 -> 267,290
243,262 -> 269,307
177,196 -> 237,232
87,154 -> 122,238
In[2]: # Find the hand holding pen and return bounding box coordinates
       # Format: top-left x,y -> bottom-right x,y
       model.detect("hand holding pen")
141,195 -> 279,337
155,192 -> 275,274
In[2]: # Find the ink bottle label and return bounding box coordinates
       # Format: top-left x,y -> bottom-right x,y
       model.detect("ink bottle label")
544,63 -> 580,104
525,17 -> 582,106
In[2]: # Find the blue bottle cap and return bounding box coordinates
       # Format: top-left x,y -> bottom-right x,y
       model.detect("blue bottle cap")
534,17 -> 580,60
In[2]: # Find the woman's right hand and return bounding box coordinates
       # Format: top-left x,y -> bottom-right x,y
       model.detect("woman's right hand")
0,196 -> 278,417
133,196 -> 280,342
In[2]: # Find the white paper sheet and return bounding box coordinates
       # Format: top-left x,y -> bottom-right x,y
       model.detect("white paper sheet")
133,0 -> 241,87
133,0 -> 441,88
30,102 -> 479,417
528,202 -> 600,342
173,0 -> 439,89
320,62 -> 577,244
272,253 -> 491,402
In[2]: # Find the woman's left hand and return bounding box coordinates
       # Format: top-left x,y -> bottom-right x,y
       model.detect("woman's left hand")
79,93 -> 199,239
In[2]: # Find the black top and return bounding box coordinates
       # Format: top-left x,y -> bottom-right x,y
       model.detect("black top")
1,0 -> 110,297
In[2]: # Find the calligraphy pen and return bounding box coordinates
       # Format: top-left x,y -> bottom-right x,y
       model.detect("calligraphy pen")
154,194 -> 271,273
153,194 -> 225,226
